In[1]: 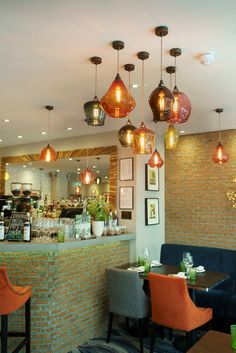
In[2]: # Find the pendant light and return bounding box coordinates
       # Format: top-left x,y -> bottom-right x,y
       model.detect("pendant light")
164,124 -> 179,149
167,48 -> 191,124
212,108 -> 229,164
164,66 -> 179,149
94,157 -> 102,184
149,26 -> 174,122
84,56 -> 106,126
40,105 -> 57,162
133,51 -> 155,154
118,64 -> 137,147
81,129 -> 94,184
148,122 -> 164,168
100,41 -> 135,118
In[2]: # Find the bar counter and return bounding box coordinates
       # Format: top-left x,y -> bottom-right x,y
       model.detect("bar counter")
0,233 -> 135,353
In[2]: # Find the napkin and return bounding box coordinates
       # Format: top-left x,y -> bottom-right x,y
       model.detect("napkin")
151,260 -> 162,267
127,266 -> 145,273
195,265 -> 205,273
169,272 -> 187,279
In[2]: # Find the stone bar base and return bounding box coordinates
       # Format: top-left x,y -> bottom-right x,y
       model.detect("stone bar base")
0,237 -> 133,353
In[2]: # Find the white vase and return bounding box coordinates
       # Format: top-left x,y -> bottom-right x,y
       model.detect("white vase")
92,220 -> 104,237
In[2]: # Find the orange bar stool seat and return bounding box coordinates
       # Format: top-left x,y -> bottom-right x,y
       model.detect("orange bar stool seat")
0,266 -> 32,353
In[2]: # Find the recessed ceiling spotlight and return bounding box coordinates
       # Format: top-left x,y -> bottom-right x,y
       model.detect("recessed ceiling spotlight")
3,119 -> 10,123
66,127 -> 72,131
56,169 -> 60,172
105,176 -> 108,179
5,163 -> 9,166
200,52 -> 215,66
23,165 -> 26,168
77,168 -> 80,171
17,135 -> 23,139
131,83 -> 139,89
97,170 -> 100,173
0,139 -> 2,142
92,165 -> 96,169
180,130 -> 185,134
69,158 -> 73,161
77,171 -> 80,174
41,131 -> 47,135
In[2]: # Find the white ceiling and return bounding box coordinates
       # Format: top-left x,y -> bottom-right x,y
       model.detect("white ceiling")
1,0 -> 236,148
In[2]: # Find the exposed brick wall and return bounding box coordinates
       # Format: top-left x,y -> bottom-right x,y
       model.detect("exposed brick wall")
165,129 -> 236,249
0,240 -> 130,353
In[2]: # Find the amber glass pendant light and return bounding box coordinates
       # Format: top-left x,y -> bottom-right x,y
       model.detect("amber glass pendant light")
81,128 -> 94,184
94,157 -> 102,184
40,105 -> 57,162
84,56 -> 106,126
148,122 -> 164,168
167,48 -> 191,124
149,26 -> 174,122
100,41 -> 135,118
164,124 -> 179,149
212,108 -> 229,164
133,51 -> 155,154
118,64 -> 137,147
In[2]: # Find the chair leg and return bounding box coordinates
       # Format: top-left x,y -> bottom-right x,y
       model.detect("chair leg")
186,331 -> 194,346
106,312 -> 113,343
1,315 -> 8,353
150,322 -> 156,353
138,318 -> 143,353
25,298 -> 31,353
125,317 -> 130,331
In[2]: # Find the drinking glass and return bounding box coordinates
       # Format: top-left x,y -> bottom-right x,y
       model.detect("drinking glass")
231,325 -> 236,349
183,252 -> 194,277
143,247 -> 151,261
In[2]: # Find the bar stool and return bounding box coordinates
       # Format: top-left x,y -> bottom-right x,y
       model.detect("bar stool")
0,266 -> 32,353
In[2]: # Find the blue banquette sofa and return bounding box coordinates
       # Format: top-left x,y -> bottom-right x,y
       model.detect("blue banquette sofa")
160,243 -> 236,320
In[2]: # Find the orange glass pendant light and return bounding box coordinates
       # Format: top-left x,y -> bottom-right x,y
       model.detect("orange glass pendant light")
84,56 -> 106,126
133,51 -> 155,154
212,108 -> 229,164
148,122 -> 164,168
100,41 -> 135,118
149,26 -> 174,122
80,167 -> 94,184
148,148 -> 164,168
164,124 -> 179,149
118,64 -> 137,147
167,48 -> 191,124
40,106 -> 57,162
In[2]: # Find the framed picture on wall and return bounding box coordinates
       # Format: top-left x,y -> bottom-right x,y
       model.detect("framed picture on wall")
145,198 -> 159,225
119,186 -> 134,210
145,164 -> 159,191
119,158 -> 133,181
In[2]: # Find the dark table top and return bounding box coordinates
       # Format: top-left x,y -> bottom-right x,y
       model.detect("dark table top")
187,330 -> 233,353
122,263 -> 229,292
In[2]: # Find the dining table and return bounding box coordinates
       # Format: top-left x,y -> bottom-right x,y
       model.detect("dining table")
121,263 -> 229,302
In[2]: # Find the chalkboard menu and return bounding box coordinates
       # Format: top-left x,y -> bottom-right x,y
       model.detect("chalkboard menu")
6,212 -> 28,241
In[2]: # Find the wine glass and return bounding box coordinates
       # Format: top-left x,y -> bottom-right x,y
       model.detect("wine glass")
143,247 -> 151,261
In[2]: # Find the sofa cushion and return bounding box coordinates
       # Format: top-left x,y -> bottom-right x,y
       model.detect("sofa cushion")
196,289 -> 232,317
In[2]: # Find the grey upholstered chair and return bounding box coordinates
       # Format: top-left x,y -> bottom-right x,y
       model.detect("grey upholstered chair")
106,268 -> 150,353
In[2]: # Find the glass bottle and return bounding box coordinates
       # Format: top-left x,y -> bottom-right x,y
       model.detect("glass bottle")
23,212 -> 31,242
0,212 -> 5,241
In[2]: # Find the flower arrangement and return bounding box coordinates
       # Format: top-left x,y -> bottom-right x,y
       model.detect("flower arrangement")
87,198 -> 110,221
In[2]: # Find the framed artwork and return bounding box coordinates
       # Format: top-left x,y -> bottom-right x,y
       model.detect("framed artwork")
145,164 -> 159,191
119,186 -> 134,210
119,158 -> 134,181
145,198 -> 159,225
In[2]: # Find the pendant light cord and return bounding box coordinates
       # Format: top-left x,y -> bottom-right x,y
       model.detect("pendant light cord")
94,64 -> 98,98
128,71 -> 130,93
47,110 -> 50,144
169,72 -> 173,91
141,59 -> 144,121
218,112 -> 221,141
174,56 -> 177,87
160,36 -> 163,80
117,49 -> 120,74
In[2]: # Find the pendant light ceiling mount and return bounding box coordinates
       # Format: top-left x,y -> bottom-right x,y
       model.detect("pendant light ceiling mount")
90,56 -> 102,66
166,66 -> 175,75
170,47 -> 182,58
124,63 -> 135,72
45,105 -> 54,112
215,108 -> 223,114
112,40 -> 124,51
137,51 -> 150,61
155,26 -> 168,37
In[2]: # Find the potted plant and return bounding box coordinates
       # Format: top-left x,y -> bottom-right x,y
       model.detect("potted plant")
87,198 -> 110,237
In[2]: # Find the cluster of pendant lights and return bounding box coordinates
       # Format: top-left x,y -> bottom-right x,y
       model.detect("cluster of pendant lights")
40,25 -> 228,181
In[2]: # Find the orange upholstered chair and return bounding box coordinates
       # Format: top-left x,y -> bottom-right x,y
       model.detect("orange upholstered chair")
148,273 -> 212,352
0,266 -> 32,353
